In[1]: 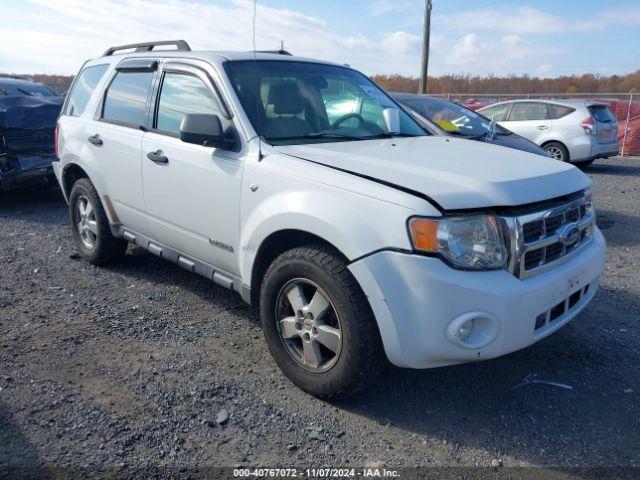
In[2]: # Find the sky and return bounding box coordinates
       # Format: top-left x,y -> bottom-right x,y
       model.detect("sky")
1,0 -> 639,77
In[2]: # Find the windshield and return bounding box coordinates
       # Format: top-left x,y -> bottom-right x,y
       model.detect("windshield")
224,61 -> 426,145
403,97 -> 508,137
0,83 -> 57,97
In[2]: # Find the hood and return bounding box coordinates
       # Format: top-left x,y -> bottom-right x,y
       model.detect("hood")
274,136 -> 590,210
480,134 -> 549,157
0,96 -> 62,130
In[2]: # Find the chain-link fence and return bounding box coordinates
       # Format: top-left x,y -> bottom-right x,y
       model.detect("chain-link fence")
430,93 -> 639,158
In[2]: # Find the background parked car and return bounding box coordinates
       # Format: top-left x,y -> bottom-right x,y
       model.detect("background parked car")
392,93 -> 548,157
0,77 -> 62,190
478,99 -> 619,165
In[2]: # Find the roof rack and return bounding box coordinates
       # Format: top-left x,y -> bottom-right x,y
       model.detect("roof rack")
103,40 -> 191,57
255,49 -> 293,56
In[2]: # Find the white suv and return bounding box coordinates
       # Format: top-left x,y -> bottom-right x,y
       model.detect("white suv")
54,41 -> 605,398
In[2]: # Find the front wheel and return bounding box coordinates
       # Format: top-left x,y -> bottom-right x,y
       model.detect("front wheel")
543,141 -> 569,162
259,245 -> 383,399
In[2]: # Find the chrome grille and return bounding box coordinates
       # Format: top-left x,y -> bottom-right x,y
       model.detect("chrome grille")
503,190 -> 595,279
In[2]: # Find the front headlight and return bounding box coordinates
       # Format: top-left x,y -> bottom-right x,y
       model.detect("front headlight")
408,215 -> 508,270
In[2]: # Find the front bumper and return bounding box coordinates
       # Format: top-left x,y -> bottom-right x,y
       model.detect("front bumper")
349,228 -> 605,369
0,154 -> 56,190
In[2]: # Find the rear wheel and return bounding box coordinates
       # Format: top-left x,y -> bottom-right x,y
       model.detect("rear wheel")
69,178 -> 127,265
260,245 -> 383,399
543,141 -> 569,162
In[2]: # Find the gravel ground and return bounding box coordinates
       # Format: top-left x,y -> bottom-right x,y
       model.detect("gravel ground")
0,156 -> 638,477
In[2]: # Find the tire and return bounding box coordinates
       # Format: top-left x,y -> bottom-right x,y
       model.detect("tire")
260,245 -> 384,399
543,141 -> 570,162
574,159 -> 594,169
69,178 -> 127,265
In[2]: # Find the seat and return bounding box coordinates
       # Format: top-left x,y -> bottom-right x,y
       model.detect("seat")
263,81 -> 312,138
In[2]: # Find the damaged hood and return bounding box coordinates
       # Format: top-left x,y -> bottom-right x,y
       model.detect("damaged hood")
0,95 -> 63,130
274,136 -> 591,210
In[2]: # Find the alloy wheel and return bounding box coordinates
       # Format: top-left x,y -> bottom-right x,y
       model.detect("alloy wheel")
546,146 -> 565,161
76,195 -> 98,249
275,278 -> 342,373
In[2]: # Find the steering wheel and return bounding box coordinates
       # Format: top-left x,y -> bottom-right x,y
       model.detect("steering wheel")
331,113 -> 366,129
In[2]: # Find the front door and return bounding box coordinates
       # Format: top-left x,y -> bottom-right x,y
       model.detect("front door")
141,64 -> 243,275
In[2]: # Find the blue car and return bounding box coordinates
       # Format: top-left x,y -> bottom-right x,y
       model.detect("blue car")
391,92 -> 549,157
0,77 -> 63,190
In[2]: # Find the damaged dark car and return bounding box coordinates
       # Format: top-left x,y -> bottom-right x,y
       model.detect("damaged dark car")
0,77 -> 63,190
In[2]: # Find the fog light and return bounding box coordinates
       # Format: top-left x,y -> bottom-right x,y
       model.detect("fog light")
446,311 -> 500,349
458,320 -> 474,341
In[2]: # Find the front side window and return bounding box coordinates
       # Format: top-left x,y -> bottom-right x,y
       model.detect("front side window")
156,72 -> 223,134
508,102 -> 549,121
64,64 -> 109,116
479,103 -> 510,121
224,60 -> 425,145
102,71 -> 153,127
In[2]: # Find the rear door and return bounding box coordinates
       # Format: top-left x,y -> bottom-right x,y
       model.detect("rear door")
500,102 -> 552,145
588,104 -> 618,145
86,59 -> 156,233
140,62 -> 243,275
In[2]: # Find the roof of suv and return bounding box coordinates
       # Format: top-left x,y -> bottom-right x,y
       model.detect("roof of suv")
86,50 -> 340,68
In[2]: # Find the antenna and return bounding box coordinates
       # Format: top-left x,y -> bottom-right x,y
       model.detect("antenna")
252,0 -> 258,54
252,0 -> 264,160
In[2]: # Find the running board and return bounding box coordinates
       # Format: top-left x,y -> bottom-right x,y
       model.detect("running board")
113,226 -> 243,296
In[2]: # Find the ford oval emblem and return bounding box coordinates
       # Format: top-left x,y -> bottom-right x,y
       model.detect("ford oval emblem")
559,224 -> 580,247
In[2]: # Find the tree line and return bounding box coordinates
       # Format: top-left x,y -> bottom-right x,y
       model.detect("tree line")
3,70 -> 639,96
372,71 -> 640,94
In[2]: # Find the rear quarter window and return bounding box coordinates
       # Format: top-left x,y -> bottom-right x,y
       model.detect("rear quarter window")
101,71 -> 154,127
64,64 -> 109,117
548,104 -> 575,119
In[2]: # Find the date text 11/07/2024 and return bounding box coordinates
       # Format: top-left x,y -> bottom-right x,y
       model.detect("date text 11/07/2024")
232,468 -> 400,478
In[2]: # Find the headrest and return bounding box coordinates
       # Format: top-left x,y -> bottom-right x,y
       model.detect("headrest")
268,81 -> 305,115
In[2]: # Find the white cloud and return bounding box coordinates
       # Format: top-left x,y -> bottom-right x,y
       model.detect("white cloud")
0,0 -> 428,76
381,31 -> 421,55
447,34 -> 489,67
536,64 -> 554,75
438,7 -> 565,35
500,35 -> 534,61
440,32 -> 562,75
371,0 -> 416,17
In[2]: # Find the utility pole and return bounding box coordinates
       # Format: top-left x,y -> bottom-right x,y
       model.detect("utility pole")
419,0 -> 433,94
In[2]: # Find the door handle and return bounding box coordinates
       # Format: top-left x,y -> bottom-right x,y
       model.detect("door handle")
88,134 -> 103,146
147,150 -> 168,164
537,125 -> 548,130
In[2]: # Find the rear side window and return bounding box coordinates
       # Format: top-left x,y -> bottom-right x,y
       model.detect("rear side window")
480,104 -> 510,121
509,102 -> 549,121
102,71 -> 154,127
589,105 -> 616,123
548,104 -> 575,119
64,64 -> 109,117
156,72 -> 224,134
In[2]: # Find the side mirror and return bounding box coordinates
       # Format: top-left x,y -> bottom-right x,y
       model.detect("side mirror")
180,113 -> 235,149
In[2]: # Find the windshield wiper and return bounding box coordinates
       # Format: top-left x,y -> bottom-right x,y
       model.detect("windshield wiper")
361,132 -> 421,139
263,132 -> 364,142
